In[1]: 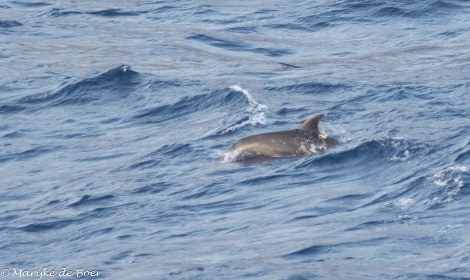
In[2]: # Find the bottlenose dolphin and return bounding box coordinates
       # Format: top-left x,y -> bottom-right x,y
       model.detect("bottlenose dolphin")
227,114 -> 340,161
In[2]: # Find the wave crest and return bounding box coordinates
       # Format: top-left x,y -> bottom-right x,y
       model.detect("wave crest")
19,65 -> 139,109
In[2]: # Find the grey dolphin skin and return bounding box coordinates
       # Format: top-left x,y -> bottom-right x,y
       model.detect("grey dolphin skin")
227,114 -> 340,161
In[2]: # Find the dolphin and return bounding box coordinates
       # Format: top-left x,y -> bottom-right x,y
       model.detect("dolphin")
227,114 -> 340,161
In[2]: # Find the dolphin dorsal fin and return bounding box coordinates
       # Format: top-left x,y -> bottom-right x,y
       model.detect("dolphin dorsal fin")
298,114 -> 324,133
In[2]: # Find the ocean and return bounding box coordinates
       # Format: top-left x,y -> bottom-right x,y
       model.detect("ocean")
1,0 -> 469,279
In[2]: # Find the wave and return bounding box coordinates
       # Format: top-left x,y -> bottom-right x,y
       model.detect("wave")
284,138 -> 468,232
131,89 -> 240,124
46,7 -> 146,18
282,237 -> 387,259
19,218 -> 79,233
350,164 -> 469,233
0,104 -> 25,114
186,33 -> 293,57
68,194 -> 115,208
88,8 -> 144,17
116,143 -> 193,172
0,20 -> 22,28
0,145 -> 64,164
454,142 -> 470,164
222,85 -> 267,133
11,1 -> 52,8
269,0 -> 470,32
374,0 -> 468,18
13,65 -> 139,111
265,82 -> 350,95
18,193 -> 120,233
131,182 -> 172,195
133,85 -> 267,136
296,138 -> 432,168
425,165 -> 469,208
224,26 -> 259,34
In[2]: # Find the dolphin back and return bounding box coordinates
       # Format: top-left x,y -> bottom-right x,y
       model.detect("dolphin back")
226,114 -> 340,162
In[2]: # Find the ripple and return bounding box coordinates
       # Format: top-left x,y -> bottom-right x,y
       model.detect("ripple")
186,33 -> 293,57
0,20 -> 22,28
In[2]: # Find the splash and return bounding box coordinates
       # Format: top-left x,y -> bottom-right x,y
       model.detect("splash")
224,85 -> 267,132
218,150 -> 241,163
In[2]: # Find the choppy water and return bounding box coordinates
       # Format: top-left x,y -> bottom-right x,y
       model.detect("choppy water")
1,1 -> 470,279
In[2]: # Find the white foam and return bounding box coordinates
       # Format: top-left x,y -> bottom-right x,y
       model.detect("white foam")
228,85 -> 267,129
391,149 -> 410,161
219,150 -> 241,163
395,197 -> 414,210
432,165 -> 467,187
438,224 -> 463,233
430,165 -> 468,203
120,65 -> 130,72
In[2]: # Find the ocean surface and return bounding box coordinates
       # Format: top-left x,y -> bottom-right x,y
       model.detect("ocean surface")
1,1 -> 470,279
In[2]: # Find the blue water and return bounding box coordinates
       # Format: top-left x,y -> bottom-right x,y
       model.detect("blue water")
1,1 -> 470,279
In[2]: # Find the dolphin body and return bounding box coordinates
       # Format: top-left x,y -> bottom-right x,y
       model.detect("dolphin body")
227,114 -> 340,161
